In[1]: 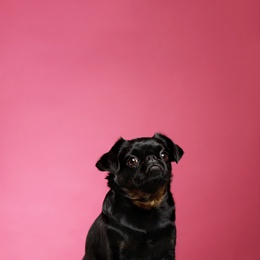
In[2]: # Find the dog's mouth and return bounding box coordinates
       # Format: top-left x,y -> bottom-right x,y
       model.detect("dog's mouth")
146,164 -> 164,174
130,163 -> 170,190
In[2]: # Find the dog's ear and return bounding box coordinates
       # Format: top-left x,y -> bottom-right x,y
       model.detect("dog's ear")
96,138 -> 126,173
153,133 -> 184,163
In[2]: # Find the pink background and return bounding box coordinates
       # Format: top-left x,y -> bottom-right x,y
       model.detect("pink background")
1,0 -> 260,259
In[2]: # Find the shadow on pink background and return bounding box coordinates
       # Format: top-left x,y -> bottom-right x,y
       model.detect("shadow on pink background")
1,0 -> 260,259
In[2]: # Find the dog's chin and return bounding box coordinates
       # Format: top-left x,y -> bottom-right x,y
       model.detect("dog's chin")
131,168 -> 170,191
146,164 -> 164,174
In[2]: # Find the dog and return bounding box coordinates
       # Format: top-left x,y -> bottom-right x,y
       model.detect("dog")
83,133 -> 183,260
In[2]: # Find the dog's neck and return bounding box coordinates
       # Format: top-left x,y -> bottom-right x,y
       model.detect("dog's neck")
123,185 -> 168,210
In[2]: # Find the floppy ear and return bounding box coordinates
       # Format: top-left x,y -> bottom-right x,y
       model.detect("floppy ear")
95,138 -> 126,173
153,133 -> 184,163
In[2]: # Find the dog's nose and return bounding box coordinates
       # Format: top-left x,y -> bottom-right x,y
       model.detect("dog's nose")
146,155 -> 157,163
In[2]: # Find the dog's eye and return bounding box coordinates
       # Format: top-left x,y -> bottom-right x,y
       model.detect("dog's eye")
126,157 -> 139,167
160,152 -> 169,162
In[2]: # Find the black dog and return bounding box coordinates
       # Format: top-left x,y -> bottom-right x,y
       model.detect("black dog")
83,133 -> 183,260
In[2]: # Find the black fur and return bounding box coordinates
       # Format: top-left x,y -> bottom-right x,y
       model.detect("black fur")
83,133 -> 184,260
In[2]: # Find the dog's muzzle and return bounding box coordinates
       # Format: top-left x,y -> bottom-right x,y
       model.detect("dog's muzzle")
146,164 -> 163,173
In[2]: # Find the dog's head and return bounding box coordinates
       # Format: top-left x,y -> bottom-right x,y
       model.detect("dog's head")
96,133 -> 183,193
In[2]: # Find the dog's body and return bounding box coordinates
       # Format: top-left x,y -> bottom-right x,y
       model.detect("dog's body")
83,133 -> 183,260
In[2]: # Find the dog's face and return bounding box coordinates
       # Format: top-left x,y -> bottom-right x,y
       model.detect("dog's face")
96,133 -> 183,193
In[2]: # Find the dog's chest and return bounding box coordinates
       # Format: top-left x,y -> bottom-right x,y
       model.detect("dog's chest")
115,226 -> 175,259
106,209 -> 176,259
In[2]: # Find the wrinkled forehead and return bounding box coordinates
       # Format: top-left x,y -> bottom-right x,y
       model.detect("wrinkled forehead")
125,139 -> 164,157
